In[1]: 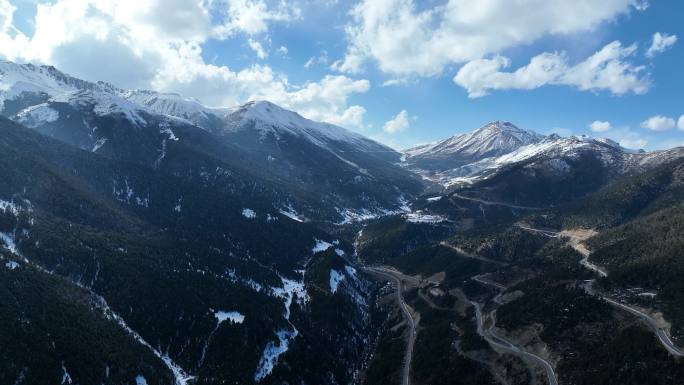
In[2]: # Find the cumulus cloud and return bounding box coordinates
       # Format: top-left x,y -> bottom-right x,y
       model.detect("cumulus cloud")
211,0 -> 301,38
646,32 -> 677,58
248,38 -> 267,59
383,110 -> 410,134
0,0 -> 14,31
0,0 -> 370,129
589,120 -> 612,132
641,115 -> 676,131
453,41 -> 649,97
334,0 -> 644,76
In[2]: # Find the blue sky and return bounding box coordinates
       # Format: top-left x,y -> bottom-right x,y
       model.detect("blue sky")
1,0 -> 683,150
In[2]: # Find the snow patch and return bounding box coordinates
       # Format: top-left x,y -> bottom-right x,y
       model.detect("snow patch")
426,196 -> 443,202
135,375 -> 148,385
0,232 -> 18,254
278,205 -> 304,222
0,199 -> 19,216
344,265 -> 357,277
254,328 -> 298,382
92,137 -> 107,152
242,208 -> 256,219
270,275 -> 309,319
312,239 -> 333,253
15,103 -> 59,127
60,364 -> 72,384
405,211 -> 448,224
5,260 -> 18,270
214,310 -> 245,325
335,248 -> 345,256
329,269 -> 345,293
160,122 -> 179,141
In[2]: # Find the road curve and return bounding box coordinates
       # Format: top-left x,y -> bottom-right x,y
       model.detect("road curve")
517,224 -> 684,357
365,266 -> 416,385
470,301 -> 558,385
583,281 -> 684,357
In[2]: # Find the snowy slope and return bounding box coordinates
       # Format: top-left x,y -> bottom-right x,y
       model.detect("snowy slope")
0,60 -> 421,221
122,90 -> 230,131
412,126 -> 684,189
225,100 -> 394,153
404,121 -> 545,171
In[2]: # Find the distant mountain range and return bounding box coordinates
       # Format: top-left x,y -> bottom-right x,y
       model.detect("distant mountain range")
404,120 -> 684,198
0,60 -> 422,223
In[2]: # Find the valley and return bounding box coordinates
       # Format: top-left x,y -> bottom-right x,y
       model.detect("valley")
2,60 -> 684,385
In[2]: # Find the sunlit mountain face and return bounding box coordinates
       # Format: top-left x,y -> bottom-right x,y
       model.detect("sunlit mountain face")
1,1 -> 684,385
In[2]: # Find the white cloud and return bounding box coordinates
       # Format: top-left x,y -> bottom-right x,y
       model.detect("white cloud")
0,0 -> 14,31
381,78 -> 410,87
678,115 -> 684,131
589,120 -> 612,132
598,127 -> 648,149
383,110 -> 410,134
304,50 -> 329,69
453,41 -> 649,97
276,45 -> 288,55
334,0 -> 643,76
640,115 -> 675,131
646,32 -> 677,58
211,0 -> 301,38
0,0 -> 369,129
248,38 -> 267,59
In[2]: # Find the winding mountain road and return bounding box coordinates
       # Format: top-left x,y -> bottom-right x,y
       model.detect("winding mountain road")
450,193 -> 541,211
517,223 -> 684,357
365,266 -> 417,385
469,274 -> 558,385
439,241 -> 507,266
470,302 -> 559,385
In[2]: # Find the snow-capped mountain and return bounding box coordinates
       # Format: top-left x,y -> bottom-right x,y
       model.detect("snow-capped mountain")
405,121 -> 684,190
403,121 -> 545,171
0,60 -> 421,221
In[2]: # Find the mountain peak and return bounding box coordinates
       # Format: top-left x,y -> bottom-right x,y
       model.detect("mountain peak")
403,120 -> 546,171
479,120 -> 519,131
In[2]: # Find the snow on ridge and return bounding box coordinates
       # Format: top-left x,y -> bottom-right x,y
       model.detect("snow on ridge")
122,89 -> 230,121
214,310 -> 245,325
404,120 -> 544,160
